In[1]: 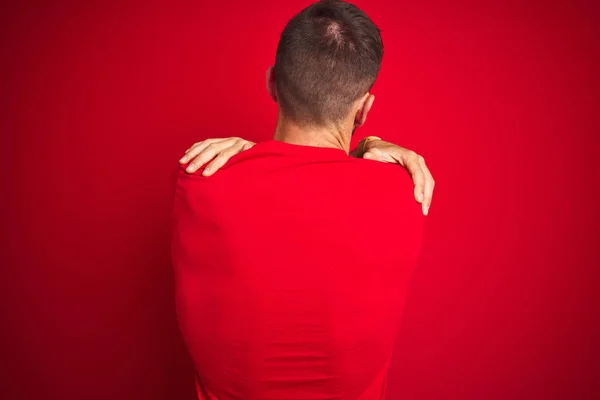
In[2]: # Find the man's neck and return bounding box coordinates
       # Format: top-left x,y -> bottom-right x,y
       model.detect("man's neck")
273,115 -> 353,154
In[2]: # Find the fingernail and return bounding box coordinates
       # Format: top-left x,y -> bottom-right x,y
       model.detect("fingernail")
418,193 -> 424,203
423,205 -> 429,216
186,165 -> 195,172
202,168 -> 211,176
179,156 -> 187,163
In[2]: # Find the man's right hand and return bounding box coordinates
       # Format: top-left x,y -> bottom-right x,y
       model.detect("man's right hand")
180,137 -> 256,176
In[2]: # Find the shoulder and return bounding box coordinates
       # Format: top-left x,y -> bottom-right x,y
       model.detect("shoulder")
347,157 -> 423,221
344,157 -> 415,194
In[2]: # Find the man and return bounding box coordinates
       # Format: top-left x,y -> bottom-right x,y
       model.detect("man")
172,1 -> 433,399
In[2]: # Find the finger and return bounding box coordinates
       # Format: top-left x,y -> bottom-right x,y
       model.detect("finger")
181,140 -> 213,163
180,138 -> 228,163
408,157 -> 426,206
181,138 -> 233,164
419,157 -> 435,216
202,142 -> 245,176
241,141 -> 256,151
186,140 -> 237,173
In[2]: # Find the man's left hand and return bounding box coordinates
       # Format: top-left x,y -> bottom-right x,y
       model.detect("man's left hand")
357,138 -> 435,216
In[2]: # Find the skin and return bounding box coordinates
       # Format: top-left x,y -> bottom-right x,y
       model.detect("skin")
179,67 -> 435,215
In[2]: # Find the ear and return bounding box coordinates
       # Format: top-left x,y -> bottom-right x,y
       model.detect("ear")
266,66 -> 277,102
354,93 -> 375,128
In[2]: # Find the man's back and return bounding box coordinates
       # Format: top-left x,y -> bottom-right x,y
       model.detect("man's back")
172,140 -> 424,400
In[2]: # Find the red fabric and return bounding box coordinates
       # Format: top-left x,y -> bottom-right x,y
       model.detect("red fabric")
172,140 -> 424,400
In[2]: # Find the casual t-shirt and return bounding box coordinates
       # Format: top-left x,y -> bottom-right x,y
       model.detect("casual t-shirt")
171,139 -> 424,400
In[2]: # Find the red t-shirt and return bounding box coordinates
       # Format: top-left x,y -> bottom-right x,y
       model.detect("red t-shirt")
172,139 -> 424,400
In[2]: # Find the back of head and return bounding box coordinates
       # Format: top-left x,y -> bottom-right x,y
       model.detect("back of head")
274,0 -> 383,128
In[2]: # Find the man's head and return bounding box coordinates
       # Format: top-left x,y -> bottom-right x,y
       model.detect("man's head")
267,0 -> 383,130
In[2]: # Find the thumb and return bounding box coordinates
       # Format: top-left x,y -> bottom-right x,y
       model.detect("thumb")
363,149 -> 382,160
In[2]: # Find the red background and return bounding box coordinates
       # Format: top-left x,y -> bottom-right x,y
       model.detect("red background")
1,1 -> 599,399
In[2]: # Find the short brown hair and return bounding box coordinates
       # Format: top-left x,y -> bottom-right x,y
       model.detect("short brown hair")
274,0 -> 384,127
